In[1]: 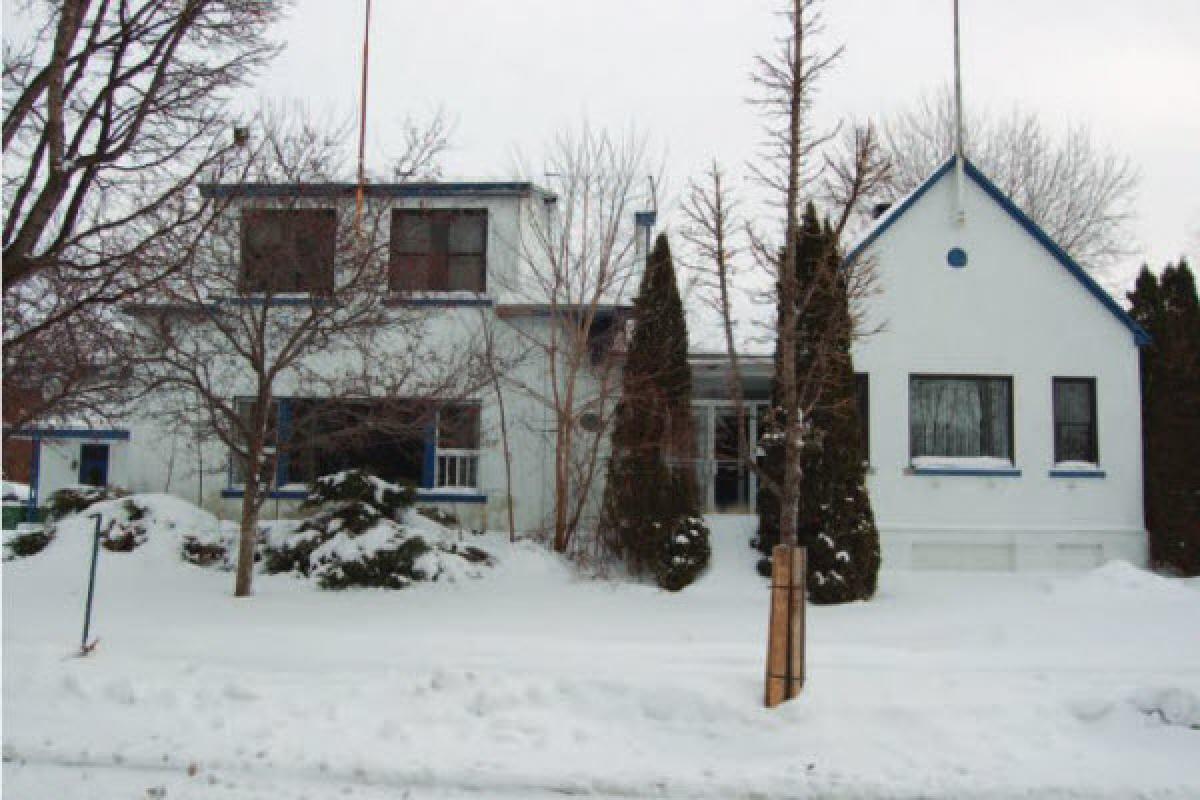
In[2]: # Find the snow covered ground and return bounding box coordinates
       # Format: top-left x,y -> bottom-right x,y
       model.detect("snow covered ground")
3,500 -> 1199,799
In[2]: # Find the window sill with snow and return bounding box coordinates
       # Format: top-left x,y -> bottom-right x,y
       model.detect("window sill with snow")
907,457 -> 1022,477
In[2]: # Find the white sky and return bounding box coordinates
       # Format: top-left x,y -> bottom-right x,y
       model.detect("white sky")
246,0 -> 1199,290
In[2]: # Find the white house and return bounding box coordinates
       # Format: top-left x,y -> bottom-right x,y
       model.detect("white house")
16,156 -> 1149,571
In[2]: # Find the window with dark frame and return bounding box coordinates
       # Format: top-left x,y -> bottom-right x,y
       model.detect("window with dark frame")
240,208 -> 336,294
389,209 -> 487,292
1053,377 -> 1097,464
854,373 -> 870,463
909,375 -> 1014,461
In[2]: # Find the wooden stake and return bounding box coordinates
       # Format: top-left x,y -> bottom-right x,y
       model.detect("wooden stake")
765,544 -> 806,707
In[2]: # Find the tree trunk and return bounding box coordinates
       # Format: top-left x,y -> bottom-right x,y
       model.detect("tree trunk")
233,440 -> 263,597
553,418 -> 571,552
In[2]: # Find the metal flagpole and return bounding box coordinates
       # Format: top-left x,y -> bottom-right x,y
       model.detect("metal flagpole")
355,0 -> 372,232
953,0 -> 966,225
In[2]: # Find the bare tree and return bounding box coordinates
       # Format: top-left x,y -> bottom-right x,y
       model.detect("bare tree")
684,3 -> 888,550
130,110 -> 475,597
497,125 -> 653,555
473,310 -> 528,543
2,0 -> 284,436
859,88 -> 1139,273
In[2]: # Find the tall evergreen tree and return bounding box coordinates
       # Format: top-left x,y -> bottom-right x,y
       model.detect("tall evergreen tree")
754,203 -> 881,602
1129,260 -> 1200,575
599,234 -> 710,590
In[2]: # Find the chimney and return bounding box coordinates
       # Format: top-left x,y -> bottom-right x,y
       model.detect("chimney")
634,210 -> 657,263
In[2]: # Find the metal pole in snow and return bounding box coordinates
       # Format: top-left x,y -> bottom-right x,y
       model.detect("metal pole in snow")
80,512 -> 106,655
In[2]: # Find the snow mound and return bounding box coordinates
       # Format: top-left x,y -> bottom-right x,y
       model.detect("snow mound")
1131,687 -> 1200,729
1051,560 -> 1191,603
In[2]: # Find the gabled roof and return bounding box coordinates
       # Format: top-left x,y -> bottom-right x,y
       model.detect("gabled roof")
844,156 -> 1150,347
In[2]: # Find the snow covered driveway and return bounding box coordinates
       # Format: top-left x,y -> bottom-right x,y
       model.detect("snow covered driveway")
4,514 -> 1199,798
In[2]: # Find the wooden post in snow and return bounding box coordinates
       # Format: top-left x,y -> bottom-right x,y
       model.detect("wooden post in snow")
764,544 -> 806,707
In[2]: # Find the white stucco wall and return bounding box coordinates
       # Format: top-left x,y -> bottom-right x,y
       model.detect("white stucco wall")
852,166 -> 1146,569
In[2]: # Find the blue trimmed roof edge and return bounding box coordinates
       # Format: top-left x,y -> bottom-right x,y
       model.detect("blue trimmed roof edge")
199,182 -> 553,200
844,156 -> 1150,347
6,427 -> 130,441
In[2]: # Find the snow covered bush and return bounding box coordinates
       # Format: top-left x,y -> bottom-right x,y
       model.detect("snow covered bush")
3,527 -> 53,559
263,470 -> 491,590
303,470 -> 415,525
46,485 -> 128,518
656,515 -> 712,592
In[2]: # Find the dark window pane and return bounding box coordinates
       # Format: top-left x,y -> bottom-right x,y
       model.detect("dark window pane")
438,404 -> 480,450
909,377 -> 1012,460
282,399 -> 427,487
390,210 -> 486,292
448,215 -> 486,254
1053,378 -> 1096,463
240,209 -> 336,294
855,373 -> 870,462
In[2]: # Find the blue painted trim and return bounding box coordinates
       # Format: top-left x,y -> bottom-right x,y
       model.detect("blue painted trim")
221,487 -> 309,500
844,156 -> 1151,347
28,434 -> 41,517
7,427 -> 130,441
911,467 -> 1023,477
421,423 -> 437,489
844,158 -> 957,265
1049,469 -> 1106,479
219,296 -> 331,307
390,296 -> 495,308
417,491 -> 487,504
275,399 -> 293,486
200,182 -> 547,200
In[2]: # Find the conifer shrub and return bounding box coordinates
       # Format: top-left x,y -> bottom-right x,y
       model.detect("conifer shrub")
656,514 -> 712,592
263,469 -> 490,589
3,528 -> 53,559
47,485 -> 128,517
755,205 -> 881,602
598,234 -> 710,590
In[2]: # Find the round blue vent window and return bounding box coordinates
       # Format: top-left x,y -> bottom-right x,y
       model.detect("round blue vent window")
947,247 -> 968,268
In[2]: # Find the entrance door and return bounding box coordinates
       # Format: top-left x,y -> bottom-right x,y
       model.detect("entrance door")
713,408 -> 750,511
78,444 -> 110,486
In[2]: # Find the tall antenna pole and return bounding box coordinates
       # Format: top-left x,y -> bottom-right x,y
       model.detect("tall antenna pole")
355,0 -> 372,231
952,0 -> 966,224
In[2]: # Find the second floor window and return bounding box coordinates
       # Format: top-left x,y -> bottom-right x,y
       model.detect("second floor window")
390,209 -> 487,293
240,209 -> 336,294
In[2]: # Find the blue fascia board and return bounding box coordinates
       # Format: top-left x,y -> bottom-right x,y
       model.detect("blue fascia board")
7,427 -> 130,441
843,155 -> 1150,348
391,296 -> 495,308
910,467 -> 1023,478
843,158 -> 957,267
416,491 -> 487,504
220,487 -> 309,500
199,182 -> 545,200
1049,469 -> 1107,479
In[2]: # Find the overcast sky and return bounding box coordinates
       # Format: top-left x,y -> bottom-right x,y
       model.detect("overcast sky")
248,0 -> 1199,289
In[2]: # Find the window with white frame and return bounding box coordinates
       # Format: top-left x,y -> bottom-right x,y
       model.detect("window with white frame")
435,403 -> 480,490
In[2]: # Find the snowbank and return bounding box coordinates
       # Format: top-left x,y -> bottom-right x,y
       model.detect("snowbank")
3,515 -> 1199,798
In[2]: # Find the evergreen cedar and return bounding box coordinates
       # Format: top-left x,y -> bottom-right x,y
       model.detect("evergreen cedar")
598,234 -> 711,590
1128,260 -> 1200,576
755,203 -> 881,603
